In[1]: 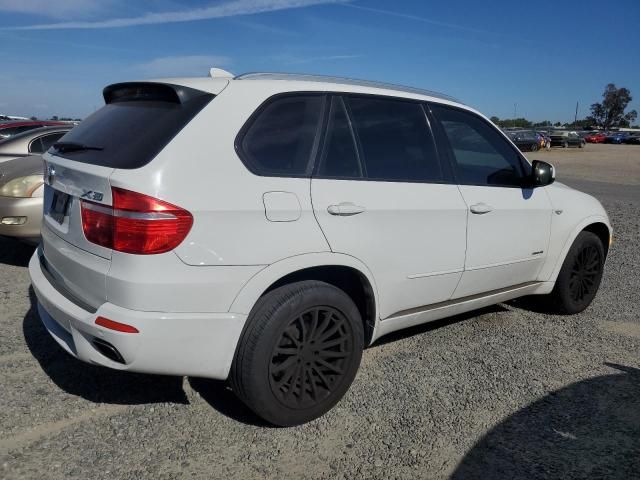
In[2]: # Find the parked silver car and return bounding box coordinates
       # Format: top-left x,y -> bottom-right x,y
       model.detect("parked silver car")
0,126 -> 71,164
0,155 -> 46,242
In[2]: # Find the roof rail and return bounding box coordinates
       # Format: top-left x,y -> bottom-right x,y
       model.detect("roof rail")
234,72 -> 462,104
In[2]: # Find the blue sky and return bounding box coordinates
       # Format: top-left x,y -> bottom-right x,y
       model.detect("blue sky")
0,0 -> 638,122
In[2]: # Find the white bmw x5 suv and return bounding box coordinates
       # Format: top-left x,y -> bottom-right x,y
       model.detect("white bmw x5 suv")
29,70 -> 611,426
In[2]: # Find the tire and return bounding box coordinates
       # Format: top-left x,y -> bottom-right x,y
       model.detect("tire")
545,231 -> 605,314
531,143 -> 538,152
579,141 -> 585,148
230,280 -> 364,426
563,141 -> 569,148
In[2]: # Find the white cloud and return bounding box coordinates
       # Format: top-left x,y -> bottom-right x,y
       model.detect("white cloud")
2,0 -> 347,30
136,55 -> 232,78
342,4 -> 493,36
0,0 -> 117,19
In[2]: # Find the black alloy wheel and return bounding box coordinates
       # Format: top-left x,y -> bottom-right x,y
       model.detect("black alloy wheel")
230,280 -> 364,426
269,306 -> 355,410
568,244 -> 601,303
545,231 -> 605,314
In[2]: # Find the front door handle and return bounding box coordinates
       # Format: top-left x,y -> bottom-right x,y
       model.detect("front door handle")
470,203 -> 494,214
327,202 -> 366,216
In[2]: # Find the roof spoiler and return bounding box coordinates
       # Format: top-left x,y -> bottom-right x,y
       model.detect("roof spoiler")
103,82 -> 212,105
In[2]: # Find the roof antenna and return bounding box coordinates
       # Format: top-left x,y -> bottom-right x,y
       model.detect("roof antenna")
209,68 -> 234,79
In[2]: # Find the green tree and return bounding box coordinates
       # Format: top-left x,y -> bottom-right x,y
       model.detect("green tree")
572,118 -> 594,129
489,116 -> 500,125
497,118 -> 532,128
587,84 -> 637,129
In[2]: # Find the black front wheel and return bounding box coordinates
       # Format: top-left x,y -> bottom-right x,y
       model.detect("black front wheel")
546,231 -> 605,314
230,281 -> 364,426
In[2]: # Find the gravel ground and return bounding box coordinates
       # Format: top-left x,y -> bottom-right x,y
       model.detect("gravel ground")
1,144 -> 638,479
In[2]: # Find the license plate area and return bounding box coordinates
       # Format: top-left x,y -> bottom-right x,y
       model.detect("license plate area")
49,190 -> 71,224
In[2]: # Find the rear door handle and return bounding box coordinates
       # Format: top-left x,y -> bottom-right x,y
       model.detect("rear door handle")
327,202 -> 366,216
470,203 -> 494,214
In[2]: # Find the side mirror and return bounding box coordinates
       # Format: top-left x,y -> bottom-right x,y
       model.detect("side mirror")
530,160 -> 555,187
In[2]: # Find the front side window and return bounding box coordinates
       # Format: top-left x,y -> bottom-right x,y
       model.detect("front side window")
431,105 -> 527,187
239,95 -> 324,176
346,96 -> 442,182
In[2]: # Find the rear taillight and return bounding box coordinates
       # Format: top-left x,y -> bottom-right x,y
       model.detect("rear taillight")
81,187 -> 193,254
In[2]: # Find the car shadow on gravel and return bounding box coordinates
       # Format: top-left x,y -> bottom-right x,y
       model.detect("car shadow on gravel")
0,236 -> 36,267
188,378 -> 270,427
451,363 -> 640,479
23,287 -> 189,405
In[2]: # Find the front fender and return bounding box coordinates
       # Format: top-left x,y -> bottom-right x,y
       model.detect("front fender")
539,214 -> 612,283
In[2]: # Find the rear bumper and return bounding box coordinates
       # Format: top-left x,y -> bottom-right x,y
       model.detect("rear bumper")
29,250 -> 247,379
0,195 -> 42,240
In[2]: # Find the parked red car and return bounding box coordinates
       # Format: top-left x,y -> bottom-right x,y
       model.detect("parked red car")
0,121 -> 68,139
584,132 -> 607,143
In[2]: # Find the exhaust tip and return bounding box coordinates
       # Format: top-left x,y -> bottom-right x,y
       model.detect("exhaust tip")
92,338 -> 126,364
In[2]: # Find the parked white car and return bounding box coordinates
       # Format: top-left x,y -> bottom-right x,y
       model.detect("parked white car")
29,70 -> 611,426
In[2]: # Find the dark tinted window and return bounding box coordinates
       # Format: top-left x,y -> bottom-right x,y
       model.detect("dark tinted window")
39,133 -> 65,152
347,96 -> 441,182
240,95 -> 323,176
318,97 -> 362,178
432,105 -> 527,187
50,83 -> 213,169
28,138 -> 43,153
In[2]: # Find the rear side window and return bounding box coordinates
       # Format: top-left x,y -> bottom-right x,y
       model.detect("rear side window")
238,95 -> 324,176
431,105 -> 528,187
346,96 -> 442,182
49,83 -> 214,169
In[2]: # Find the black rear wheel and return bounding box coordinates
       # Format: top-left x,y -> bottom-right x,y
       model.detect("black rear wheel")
231,281 -> 364,426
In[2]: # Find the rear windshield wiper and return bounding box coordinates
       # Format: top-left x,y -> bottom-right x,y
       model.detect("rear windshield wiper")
52,141 -> 104,153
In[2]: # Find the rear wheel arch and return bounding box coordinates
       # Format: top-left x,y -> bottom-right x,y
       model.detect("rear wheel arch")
229,254 -> 379,345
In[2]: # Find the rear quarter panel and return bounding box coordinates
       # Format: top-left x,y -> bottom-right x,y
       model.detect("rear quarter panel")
108,81 -> 331,266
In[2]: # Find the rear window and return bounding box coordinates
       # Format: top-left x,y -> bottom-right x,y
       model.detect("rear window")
49,83 -> 214,169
